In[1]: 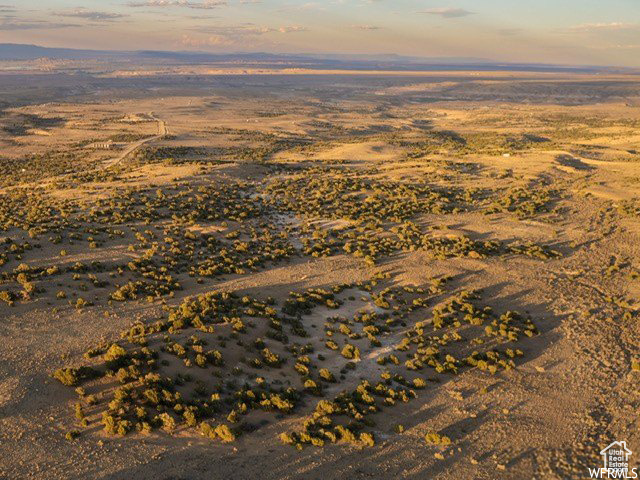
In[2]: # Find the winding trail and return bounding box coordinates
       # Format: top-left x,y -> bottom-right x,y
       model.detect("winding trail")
103,112 -> 167,169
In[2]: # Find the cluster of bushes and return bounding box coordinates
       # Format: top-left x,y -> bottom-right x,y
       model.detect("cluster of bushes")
44,278 -> 407,439
0,177 -> 302,306
280,379 -> 417,449
0,189 -> 74,234
129,146 -> 206,166
0,148 -> 564,312
110,277 -> 180,302
264,172 -> 456,225
293,220 -> 560,265
51,272 -> 541,448
0,238 -> 33,266
51,286 -> 308,442
485,186 -> 558,218
80,182 -> 267,226
397,130 -> 556,159
276,286 -> 540,449
282,285 -> 349,316
394,290 -> 536,377
188,226 -> 296,278
0,150 -> 87,187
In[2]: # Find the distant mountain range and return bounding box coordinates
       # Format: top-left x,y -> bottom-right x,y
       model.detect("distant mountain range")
0,43 -> 632,74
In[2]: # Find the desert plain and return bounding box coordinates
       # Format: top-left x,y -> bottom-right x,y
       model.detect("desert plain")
0,70 -> 639,479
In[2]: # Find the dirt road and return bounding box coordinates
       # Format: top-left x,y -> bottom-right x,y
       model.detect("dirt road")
103,113 -> 167,168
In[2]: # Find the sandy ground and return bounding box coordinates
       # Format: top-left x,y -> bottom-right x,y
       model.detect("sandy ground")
0,72 -> 639,480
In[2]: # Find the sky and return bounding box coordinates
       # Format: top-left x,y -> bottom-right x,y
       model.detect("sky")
1,0 -> 639,66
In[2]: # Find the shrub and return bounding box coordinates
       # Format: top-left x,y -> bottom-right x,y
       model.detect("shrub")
158,413 -> 176,432
319,368 -> 335,382
215,424 -> 236,443
0,290 -> 15,306
52,367 -> 96,386
360,432 -> 375,446
341,344 -> 360,361
104,344 -> 127,362
424,432 -> 451,446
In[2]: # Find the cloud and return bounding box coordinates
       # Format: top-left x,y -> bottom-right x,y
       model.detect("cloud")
420,7 -> 474,18
181,33 -> 233,46
54,8 -> 128,22
0,18 -> 81,30
127,0 -> 227,9
192,24 -> 307,36
181,14 -> 221,19
567,22 -> 636,32
278,25 -> 307,33
352,25 -> 382,30
589,43 -> 640,50
181,23 -> 307,48
277,3 -> 324,12
611,44 -> 640,50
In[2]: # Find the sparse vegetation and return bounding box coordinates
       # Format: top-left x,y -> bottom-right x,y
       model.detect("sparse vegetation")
2,74 -> 634,479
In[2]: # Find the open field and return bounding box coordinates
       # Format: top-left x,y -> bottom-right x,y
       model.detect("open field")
1,71 -> 640,480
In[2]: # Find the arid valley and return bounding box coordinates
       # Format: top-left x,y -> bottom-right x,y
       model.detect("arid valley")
1,68 -> 640,480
